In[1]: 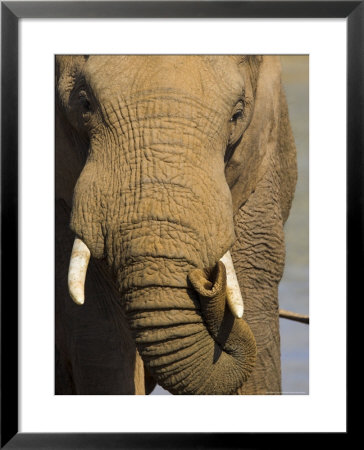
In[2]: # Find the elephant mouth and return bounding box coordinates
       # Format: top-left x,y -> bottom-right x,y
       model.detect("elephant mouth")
68,236 -> 244,319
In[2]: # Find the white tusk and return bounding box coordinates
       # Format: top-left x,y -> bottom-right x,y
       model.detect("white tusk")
220,251 -> 244,319
68,237 -> 90,305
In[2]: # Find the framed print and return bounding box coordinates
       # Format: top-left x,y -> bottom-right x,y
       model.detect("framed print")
1,1 -> 356,447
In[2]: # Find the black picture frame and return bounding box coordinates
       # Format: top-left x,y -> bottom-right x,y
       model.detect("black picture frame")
1,1 -> 356,447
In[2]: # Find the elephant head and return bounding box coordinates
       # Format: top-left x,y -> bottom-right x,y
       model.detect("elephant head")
56,55 -> 297,395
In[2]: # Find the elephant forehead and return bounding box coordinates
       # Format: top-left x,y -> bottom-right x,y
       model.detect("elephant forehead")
83,55 -> 243,107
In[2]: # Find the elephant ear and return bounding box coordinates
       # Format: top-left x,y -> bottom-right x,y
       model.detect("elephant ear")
226,56 -> 297,393
56,55 -> 91,206
225,55 -> 297,223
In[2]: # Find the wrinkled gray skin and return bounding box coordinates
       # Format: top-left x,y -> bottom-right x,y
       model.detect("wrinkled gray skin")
56,55 -> 297,395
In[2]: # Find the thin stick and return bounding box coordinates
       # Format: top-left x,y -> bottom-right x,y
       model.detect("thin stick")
279,309 -> 309,324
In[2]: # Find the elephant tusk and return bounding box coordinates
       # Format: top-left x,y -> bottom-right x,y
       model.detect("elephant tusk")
220,251 -> 244,319
68,237 -> 90,305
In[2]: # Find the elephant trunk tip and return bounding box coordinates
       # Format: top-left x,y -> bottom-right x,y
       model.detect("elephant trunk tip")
188,251 -> 244,319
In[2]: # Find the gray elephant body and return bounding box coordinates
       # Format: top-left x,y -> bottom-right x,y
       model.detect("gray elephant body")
56,55 -> 297,395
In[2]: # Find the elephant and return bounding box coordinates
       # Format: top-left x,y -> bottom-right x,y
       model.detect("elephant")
55,55 -> 297,395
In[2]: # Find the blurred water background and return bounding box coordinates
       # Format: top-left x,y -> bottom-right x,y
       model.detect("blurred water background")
279,55 -> 309,394
151,55 -> 309,395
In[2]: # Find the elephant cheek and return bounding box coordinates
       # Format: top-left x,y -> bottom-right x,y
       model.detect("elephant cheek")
70,161 -> 106,259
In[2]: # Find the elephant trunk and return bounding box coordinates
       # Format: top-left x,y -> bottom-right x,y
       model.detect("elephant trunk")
124,261 -> 256,395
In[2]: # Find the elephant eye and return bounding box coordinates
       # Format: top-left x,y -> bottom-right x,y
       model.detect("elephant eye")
78,90 -> 92,121
230,99 -> 245,123
227,100 -> 246,149
80,97 -> 91,111
230,110 -> 243,122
